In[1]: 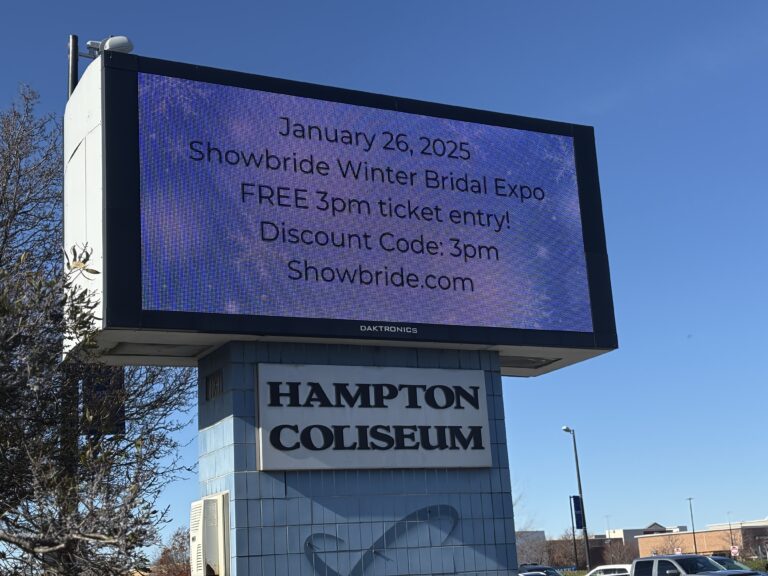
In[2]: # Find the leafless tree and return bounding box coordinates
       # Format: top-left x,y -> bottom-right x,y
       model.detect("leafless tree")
153,526 -> 190,576
739,528 -> 768,561
0,88 -> 196,575
602,539 -> 636,564
517,530 -> 550,565
658,532 -> 684,555
514,490 -> 551,565
548,528 -> 582,568
0,86 -> 61,272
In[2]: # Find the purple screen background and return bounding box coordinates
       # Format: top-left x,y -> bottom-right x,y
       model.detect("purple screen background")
138,73 -> 593,332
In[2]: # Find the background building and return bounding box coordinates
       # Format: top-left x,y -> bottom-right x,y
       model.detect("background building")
636,518 -> 768,559
605,524 -> 682,558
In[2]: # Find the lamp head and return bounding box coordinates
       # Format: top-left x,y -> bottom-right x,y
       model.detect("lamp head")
562,425 -> 573,433
83,35 -> 134,58
102,35 -> 134,53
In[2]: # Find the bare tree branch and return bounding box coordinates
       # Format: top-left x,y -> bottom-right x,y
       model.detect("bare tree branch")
0,86 -> 197,576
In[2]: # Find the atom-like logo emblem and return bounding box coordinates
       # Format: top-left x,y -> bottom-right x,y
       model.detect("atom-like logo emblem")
304,504 -> 459,576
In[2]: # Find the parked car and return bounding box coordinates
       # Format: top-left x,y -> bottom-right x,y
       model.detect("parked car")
631,555 -> 759,576
710,557 -> 767,576
587,564 -> 632,576
519,564 -> 566,576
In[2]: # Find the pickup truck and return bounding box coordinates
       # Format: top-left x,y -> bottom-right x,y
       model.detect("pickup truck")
631,555 -> 759,576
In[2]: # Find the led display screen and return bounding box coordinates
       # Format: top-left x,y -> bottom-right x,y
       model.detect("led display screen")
94,53 -> 616,366
138,74 -> 592,332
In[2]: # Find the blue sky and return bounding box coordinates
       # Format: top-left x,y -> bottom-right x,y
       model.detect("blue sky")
3,0 -> 767,544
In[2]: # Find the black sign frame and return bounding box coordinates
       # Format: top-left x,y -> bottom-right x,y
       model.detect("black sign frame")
101,52 -> 617,356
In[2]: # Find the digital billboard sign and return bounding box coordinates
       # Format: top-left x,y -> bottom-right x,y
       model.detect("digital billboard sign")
88,53 -> 616,372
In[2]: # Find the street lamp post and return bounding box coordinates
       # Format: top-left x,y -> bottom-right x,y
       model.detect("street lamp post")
687,497 -> 698,553
563,426 -> 591,570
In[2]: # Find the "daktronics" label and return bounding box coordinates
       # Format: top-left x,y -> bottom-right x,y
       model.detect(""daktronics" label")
359,324 -> 418,334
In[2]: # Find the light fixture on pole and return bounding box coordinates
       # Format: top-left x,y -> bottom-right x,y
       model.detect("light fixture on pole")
687,497 -> 698,553
563,425 -> 591,570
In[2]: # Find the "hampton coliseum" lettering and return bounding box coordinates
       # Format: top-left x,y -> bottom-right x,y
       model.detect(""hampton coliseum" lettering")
265,380 -> 485,453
